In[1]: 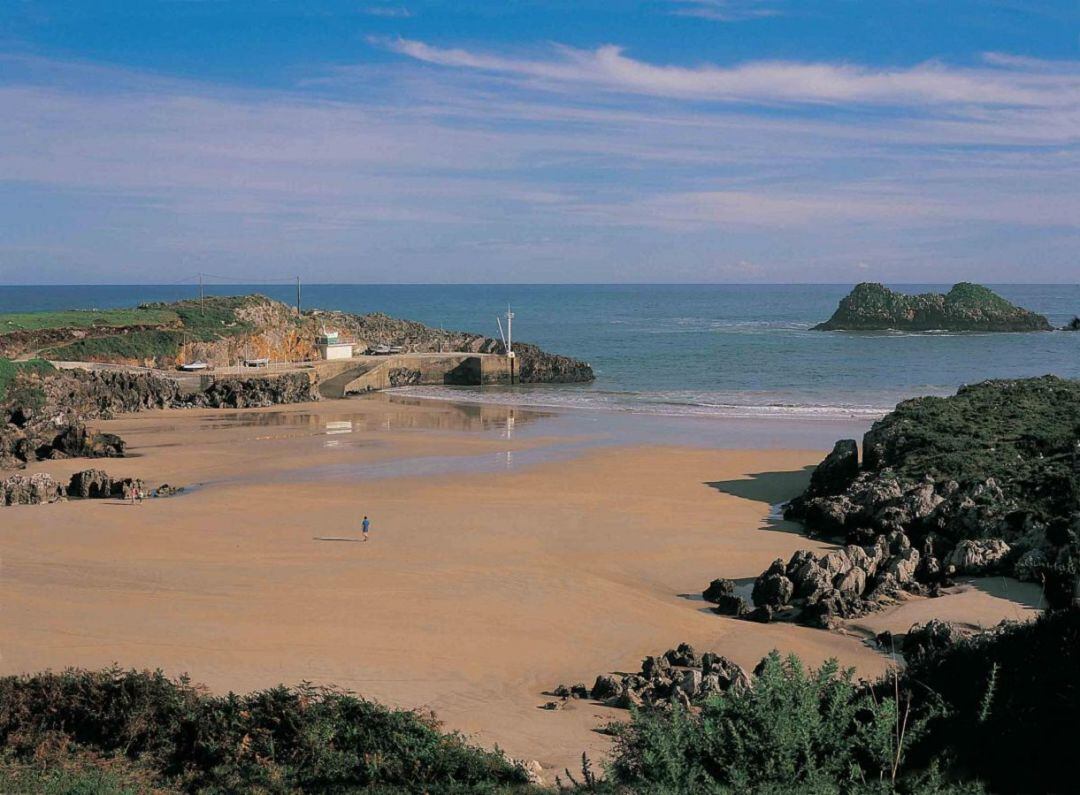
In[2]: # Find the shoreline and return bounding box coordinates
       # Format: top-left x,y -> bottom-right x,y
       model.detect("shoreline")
0,395 -> 1041,778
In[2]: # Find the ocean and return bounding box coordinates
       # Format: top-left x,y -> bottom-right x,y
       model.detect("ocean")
2,284 -> 1077,420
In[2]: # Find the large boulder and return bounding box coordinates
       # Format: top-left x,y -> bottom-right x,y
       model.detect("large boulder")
68,468 -> 113,499
945,539 -> 1011,574
807,439 -> 859,496
48,425 -> 125,459
701,578 -> 735,603
751,570 -> 794,609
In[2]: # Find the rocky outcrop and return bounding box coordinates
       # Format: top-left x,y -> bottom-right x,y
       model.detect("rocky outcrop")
814,283 -> 1051,332
67,468 -> 114,499
1,368 -> 318,468
187,373 -> 319,409
729,377 -> 1080,629
1063,317 -> 1080,331
1,472 -> 65,505
701,578 -> 750,616
551,643 -> 750,712
510,343 -> 594,384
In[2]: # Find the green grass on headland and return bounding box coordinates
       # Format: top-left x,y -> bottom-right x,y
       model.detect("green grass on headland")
43,330 -> 185,362
0,357 -> 55,402
0,307 -> 180,334
1,296 -> 278,363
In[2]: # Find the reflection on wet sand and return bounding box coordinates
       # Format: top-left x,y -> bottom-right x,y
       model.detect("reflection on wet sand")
191,393 -> 550,437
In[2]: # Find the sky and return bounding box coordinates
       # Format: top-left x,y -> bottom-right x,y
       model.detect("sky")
1,1 -> 1077,284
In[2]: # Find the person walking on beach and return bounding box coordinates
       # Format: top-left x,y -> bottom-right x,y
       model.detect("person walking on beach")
361,515 -> 370,542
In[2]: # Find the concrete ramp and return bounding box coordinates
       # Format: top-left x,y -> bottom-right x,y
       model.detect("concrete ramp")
318,363 -> 377,399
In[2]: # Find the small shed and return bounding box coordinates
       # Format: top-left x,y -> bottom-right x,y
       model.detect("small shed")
317,331 -> 353,360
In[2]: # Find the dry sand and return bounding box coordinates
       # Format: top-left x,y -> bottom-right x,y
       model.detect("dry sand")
0,396 -> 1038,778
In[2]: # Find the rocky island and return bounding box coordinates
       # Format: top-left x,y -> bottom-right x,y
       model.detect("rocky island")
813,282 -> 1052,332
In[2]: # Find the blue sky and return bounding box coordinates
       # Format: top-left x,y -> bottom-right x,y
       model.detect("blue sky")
1,1 -> 1077,283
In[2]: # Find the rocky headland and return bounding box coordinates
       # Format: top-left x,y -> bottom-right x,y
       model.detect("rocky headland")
0,295 -> 594,384
710,376 -> 1080,627
813,282 -> 1052,332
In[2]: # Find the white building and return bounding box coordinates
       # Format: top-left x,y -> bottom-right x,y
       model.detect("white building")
317,331 -> 353,360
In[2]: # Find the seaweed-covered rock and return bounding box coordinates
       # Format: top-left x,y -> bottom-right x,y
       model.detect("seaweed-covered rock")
813,283 -> 1052,332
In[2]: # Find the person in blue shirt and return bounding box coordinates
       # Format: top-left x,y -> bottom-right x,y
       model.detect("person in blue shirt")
362,515 -> 370,542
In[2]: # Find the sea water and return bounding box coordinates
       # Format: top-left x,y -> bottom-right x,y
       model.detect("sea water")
2,284 -> 1077,419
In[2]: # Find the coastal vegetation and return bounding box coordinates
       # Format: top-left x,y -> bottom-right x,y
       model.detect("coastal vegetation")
4,607 -> 1076,793
602,607 -> 1079,794
0,668 -> 531,794
813,283 -> 1052,332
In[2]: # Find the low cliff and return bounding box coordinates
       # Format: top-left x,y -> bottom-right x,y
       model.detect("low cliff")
813,282 -> 1052,332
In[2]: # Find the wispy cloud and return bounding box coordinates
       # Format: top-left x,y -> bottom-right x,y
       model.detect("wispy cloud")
667,1 -> 780,22
363,5 -> 413,18
380,38 -> 1080,108
1,47 -> 1077,283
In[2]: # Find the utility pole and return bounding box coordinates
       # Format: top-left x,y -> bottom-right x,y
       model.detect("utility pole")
296,276 -> 301,317
198,272 -> 204,303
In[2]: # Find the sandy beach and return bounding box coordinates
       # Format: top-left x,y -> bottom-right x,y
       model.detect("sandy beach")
0,395 -> 1041,778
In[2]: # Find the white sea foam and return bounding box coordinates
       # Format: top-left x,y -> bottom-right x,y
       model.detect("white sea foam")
384,385 -> 891,420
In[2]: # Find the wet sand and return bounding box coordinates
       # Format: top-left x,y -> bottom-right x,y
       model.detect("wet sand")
0,396 -> 1038,778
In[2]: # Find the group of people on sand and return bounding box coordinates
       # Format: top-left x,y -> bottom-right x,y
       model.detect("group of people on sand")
123,484 -> 145,505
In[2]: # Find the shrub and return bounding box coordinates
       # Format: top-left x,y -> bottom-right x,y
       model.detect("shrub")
607,653 -> 934,794
0,667 -> 529,794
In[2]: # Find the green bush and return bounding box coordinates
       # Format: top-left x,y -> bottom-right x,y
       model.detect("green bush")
0,668 -> 529,794
606,653 -> 936,794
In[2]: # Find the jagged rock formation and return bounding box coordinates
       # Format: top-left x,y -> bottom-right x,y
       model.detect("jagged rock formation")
717,376 -> 1080,627
814,282 -> 1052,332
549,643 -> 750,711
0,367 -> 318,468
1064,316 -> 1080,331
1,472 -> 65,505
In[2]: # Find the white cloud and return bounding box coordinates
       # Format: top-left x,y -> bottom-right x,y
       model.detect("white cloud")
381,37 -> 1080,107
1,51 -> 1077,282
667,1 -> 779,22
